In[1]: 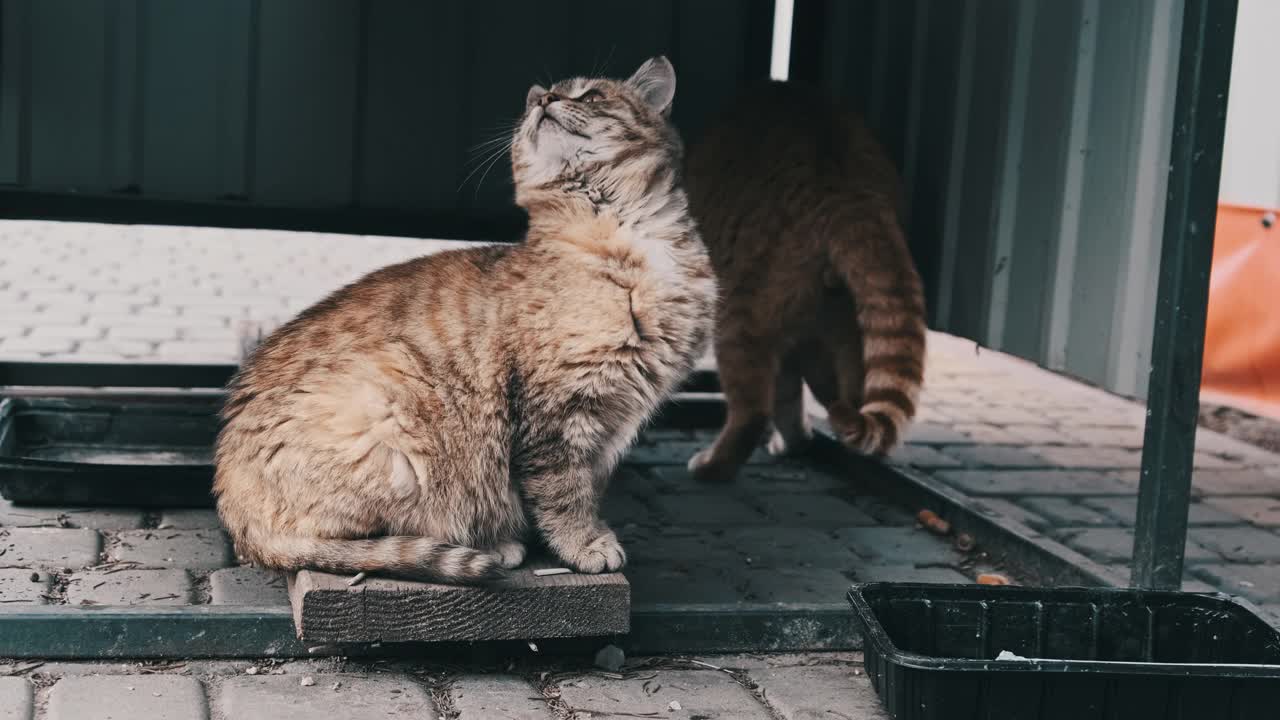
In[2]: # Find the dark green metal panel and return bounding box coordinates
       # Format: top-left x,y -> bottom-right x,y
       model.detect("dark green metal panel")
1132,0 -> 1238,591
0,0 -> 775,236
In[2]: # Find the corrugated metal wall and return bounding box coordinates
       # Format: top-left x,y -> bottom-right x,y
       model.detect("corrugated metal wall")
792,0 -> 1186,398
3,0 -> 1193,399
0,0 -> 772,218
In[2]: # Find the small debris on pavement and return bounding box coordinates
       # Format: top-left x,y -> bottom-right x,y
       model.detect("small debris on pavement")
593,644 -> 626,672
668,700 -> 682,711
528,641 -> 539,653
245,666 -> 260,675
300,676 -> 316,687
29,573 -> 40,582
347,572 -> 367,586
330,681 -> 342,691
533,567 -> 572,577
954,533 -> 977,552
916,509 -> 951,536
977,573 -> 1012,586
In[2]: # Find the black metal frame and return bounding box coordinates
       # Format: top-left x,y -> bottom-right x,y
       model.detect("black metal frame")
1131,0 -> 1238,590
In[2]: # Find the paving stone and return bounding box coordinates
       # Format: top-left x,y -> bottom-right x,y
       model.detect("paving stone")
0,528 -> 102,569
66,569 -> 192,606
1027,445 -> 1142,469
47,675 -> 207,720
0,337 -> 76,355
970,498 -> 1049,530
108,530 -> 233,569
1079,497 -> 1240,526
1191,527 -> 1280,563
753,494 -> 877,527
1005,424 -> 1078,445
219,676 -> 434,719
157,510 -> 223,530
847,564 -> 971,584
653,495 -> 769,526
1194,565 -> 1280,604
209,567 -> 289,605
1192,469 -> 1280,495
626,441 -> 768,466
937,470 -> 1136,496
626,564 -> 745,605
1061,426 -> 1146,448
625,529 -> 740,566
0,501 -> 144,530
901,423 -> 972,445
948,423 -> 1024,444
452,676 -> 552,719
752,665 -> 888,720
27,325 -> 103,340
0,569 -> 53,604
1019,498 -> 1115,527
731,464 -> 846,492
1203,497 -> 1280,527
939,444 -> 1048,468
835,527 -> 964,567
889,445 -> 965,469
721,527 -> 860,569
0,678 -> 33,720
743,567 -> 851,604
557,669 -> 770,719
600,494 -> 652,526
108,325 -> 178,341
1062,528 -> 1217,564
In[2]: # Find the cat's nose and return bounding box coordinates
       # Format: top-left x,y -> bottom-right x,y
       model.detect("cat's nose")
539,92 -> 562,108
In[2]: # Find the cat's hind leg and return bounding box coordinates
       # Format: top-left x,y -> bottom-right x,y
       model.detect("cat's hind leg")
766,355 -> 811,457
689,327 -> 778,483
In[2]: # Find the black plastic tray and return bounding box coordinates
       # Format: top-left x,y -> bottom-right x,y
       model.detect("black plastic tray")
0,396 -> 220,507
0,381 -> 726,509
849,582 -> 1280,719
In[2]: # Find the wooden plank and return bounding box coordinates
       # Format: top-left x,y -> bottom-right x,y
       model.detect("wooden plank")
288,560 -> 629,644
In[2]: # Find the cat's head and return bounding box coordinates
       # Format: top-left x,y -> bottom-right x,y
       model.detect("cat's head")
512,56 -> 680,199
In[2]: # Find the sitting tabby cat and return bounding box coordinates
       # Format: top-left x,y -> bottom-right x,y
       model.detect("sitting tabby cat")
685,81 -> 926,483
214,57 -> 715,582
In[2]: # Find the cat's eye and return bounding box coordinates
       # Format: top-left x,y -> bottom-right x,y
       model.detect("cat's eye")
577,89 -> 605,103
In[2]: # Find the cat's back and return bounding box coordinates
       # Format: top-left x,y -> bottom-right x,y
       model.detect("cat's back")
225,243 -> 515,414
686,81 -> 901,242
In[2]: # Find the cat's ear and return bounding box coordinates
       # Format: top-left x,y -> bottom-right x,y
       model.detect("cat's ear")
625,56 -> 676,116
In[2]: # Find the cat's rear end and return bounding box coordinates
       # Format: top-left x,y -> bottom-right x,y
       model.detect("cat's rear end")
685,81 -> 926,483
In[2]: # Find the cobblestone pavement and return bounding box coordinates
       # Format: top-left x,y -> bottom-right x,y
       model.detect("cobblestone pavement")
0,653 -> 888,719
4,221 -> 1280,713
0,221 -> 471,363
5,221 -> 1278,615
896,333 -> 1280,620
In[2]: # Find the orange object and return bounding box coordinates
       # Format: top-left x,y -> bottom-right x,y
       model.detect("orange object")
916,509 -> 951,536
977,573 -> 1012,586
1201,204 -> 1280,420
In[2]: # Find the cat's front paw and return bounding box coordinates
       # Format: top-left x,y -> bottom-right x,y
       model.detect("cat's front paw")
562,531 -> 626,574
494,540 -> 527,570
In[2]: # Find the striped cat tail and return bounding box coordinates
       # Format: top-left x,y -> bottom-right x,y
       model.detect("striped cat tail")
827,206 -> 927,455
241,532 -> 506,584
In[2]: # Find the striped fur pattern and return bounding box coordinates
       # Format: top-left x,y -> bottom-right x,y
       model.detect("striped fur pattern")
684,82 -> 926,483
214,57 -> 715,583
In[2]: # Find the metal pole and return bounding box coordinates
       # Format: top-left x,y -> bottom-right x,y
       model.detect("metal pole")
1131,0 -> 1238,590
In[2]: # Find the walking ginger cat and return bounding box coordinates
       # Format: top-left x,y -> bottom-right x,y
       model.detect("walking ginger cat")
685,81 -> 926,484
